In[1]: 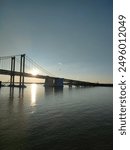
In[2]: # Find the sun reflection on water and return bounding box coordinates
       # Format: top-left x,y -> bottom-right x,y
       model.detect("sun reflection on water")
31,84 -> 37,107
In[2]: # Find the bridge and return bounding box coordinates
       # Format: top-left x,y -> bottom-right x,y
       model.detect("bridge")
0,54 -> 112,88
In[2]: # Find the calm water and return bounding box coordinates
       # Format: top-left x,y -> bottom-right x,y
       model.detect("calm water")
0,85 -> 113,150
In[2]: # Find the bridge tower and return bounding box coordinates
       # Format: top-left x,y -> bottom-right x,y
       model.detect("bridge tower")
9,54 -> 25,87
19,54 -> 25,87
10,56 -> 15,86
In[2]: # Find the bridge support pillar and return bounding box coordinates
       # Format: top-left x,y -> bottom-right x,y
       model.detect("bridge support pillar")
54,78 -> 64,87
19,54 -> 25,87
10,56 -> 15,86
44,78 -> 64,87
69,84 -> 72,88
44,78 -> 54,87
68,81 -> 73,88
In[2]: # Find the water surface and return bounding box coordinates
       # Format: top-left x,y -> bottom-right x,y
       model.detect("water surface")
0,85 -> 113,150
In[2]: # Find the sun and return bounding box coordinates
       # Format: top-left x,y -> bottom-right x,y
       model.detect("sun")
31,69 -> 39,76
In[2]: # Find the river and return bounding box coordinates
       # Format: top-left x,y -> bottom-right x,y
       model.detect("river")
0,85 -> 113,150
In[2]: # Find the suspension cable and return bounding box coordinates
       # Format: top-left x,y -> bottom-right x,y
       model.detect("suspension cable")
0,53 -> 55,77
26,55 -> 55,77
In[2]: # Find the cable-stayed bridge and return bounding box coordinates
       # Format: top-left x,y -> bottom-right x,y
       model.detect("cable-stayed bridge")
0,54 -> 112,88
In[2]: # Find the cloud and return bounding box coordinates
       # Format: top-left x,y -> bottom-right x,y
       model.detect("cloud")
58,62 -> 63,65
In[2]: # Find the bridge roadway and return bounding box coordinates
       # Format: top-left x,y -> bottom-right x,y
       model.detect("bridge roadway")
0,69 -> 112,87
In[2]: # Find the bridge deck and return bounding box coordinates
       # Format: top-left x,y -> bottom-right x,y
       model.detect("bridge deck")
0,69 -> 113,87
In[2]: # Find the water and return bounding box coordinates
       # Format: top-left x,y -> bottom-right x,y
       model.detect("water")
0,85 -> 113,150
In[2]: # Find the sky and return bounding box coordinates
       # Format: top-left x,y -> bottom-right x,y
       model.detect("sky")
0,0 -> 113,83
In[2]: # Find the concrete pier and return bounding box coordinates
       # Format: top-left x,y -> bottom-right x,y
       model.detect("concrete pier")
44,78 -> 64,87
54,78 -> 63,87
44,78 -> 54,87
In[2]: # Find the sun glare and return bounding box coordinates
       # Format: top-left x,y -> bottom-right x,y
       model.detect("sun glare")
31,69 -> 39,76
31,84 -> 37,107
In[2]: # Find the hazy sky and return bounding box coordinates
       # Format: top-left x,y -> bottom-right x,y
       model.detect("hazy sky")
0,0 -> 113,83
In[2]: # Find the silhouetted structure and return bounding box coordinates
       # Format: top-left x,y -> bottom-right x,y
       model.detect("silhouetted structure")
0,81 -> 1,87
0,54 -> 113,88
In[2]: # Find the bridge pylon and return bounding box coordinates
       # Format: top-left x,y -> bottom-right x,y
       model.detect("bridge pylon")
10,56 -> 15,86
9,54 -> 26,87
19,54 -> 25,87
